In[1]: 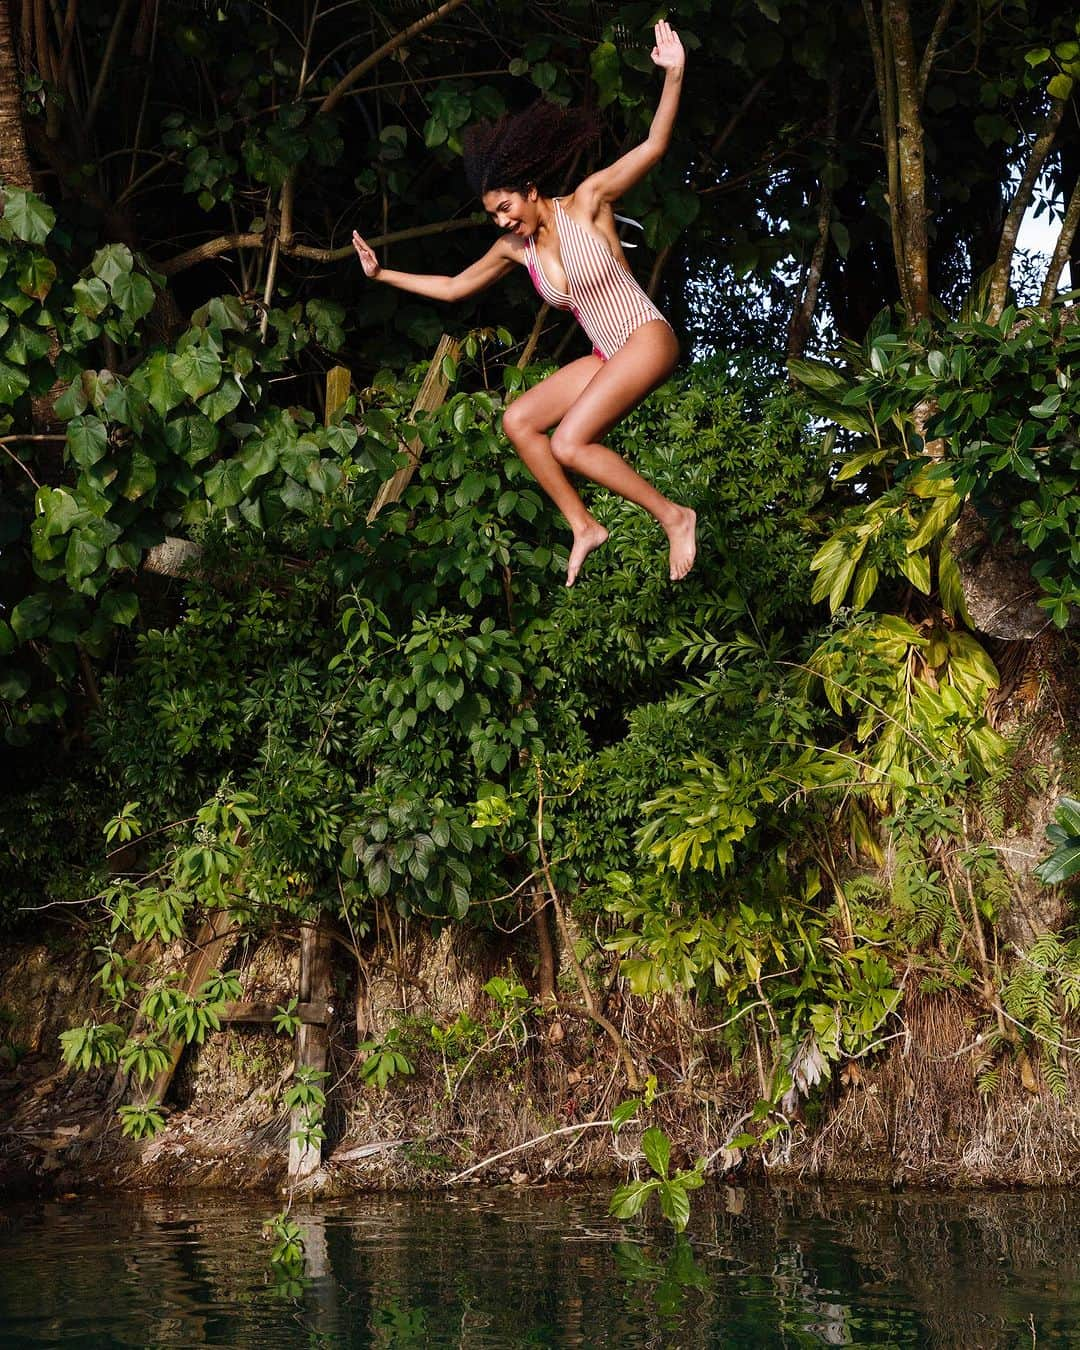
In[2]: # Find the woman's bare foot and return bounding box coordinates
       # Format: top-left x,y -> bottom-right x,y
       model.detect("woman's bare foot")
664,506 -> 697,580
566,519 -> 609,587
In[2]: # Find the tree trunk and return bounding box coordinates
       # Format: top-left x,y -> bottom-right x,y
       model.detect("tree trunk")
885,0 -> 928,318
0,0 -> 34,188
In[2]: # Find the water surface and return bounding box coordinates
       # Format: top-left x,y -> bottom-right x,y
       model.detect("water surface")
1,1185 -> 1077,1346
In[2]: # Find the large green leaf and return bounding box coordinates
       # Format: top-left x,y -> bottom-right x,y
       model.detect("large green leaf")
72,276 -> 110,318
110,271 -> 156,322
100,591 -> 139,626
16,253 -> 56,301
1053,797 -> 1080,838
142,351 -> 186,415
36,485 -> 80,538
204,458 -> 247,508
10,592 -> 51,639
197,376 -> 241,422
641,1126 -> 670,1178
172,345 -> 222,400
67,415 -> 109,467
0,357 -> 29,403
2,189 -> 55,243
92,243 -> 134,287
66,530 -> 106,584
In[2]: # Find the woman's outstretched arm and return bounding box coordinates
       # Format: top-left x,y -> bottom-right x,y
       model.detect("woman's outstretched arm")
577,22 -> 685,206
351,231 -> 517,301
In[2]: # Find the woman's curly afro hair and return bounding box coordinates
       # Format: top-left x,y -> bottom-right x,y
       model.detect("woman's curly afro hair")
462,100 -> 599,198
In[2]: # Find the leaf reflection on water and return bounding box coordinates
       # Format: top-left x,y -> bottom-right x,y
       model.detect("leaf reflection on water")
1,1185 -> 1078,1347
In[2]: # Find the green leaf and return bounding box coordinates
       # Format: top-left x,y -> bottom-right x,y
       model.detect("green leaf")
280,476 -> 314,514
1052,797 -> 1080,837
608,1179 -> 659,1220
898,549 -> 932,594
100,591 -> 139,626
305,457 -> 342,495
0,620 -> 14,655
120,450 -> 157,501
611,1099 -> 640,1133
92,243 -> 134,287
17,253 -> 56,301
657,1180 -> 691,1233
172,345 -> 222,400
143,352 -> 186,415
204,458 -> 247,508
10,592 -> 51,640
66,530 -> 105,584
1035,844 -> 1080,886
0,358 -> 30,403
67,415 -> 108,467
641,1126 -> 670,1178
1047,73 -> 1075,101
0,667 -> 31,700
2,188 -> 55,243
72,276 -> 110,317
110,271 -> 156,322
36,485 -> 79,538
197,376 -> 242,422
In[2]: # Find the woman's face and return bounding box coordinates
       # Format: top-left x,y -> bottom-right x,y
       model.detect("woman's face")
481,186 -> 541,239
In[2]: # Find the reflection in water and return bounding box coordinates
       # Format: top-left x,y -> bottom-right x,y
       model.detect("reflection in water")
1,1185 -> 1078,1346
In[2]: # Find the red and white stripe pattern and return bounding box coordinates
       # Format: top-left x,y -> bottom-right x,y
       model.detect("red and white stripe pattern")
524,199 -> 668,361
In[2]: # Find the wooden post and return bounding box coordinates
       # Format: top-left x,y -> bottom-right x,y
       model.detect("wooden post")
324,364 -> 351,423
288,918 -> 335,1182
367,333 -> 459,521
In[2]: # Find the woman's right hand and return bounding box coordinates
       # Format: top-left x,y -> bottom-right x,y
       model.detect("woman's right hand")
351,231 -> 381,279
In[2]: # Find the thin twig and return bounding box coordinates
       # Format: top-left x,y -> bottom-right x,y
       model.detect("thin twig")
446,1119 -> 616,1183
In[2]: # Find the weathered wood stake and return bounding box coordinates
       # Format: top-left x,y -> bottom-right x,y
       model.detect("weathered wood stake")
367,333 -> 459,521
288,918 -> 335,1182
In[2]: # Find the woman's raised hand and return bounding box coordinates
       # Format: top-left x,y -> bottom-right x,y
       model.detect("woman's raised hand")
650,20 -> 685,75
351,230 -> 381,279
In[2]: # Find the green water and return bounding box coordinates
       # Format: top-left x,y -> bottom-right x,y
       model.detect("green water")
1,1186 -> 1078,1347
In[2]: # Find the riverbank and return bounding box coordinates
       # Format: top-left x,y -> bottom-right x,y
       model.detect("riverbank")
3,930 -> 1079,1199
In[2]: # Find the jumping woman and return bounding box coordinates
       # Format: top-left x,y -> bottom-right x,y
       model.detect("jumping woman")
352,21 -> 696,587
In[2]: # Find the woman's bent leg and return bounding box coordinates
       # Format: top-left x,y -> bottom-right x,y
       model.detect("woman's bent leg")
549,321 -> 696,582
501,355 -> 609,580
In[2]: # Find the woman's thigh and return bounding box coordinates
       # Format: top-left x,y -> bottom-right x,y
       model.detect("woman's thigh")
505,354 -> 603,433
553,320 -> 677,447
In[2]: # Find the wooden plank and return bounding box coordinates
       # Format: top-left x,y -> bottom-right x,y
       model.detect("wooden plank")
324,365 -> 351,423
134,908 -> 239,1106
288,918 -> 335,1181
366,334 -> 459,522
220,999 -> 328,1026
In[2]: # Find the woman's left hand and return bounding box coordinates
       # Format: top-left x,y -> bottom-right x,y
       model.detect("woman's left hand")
650,21 -> 685,75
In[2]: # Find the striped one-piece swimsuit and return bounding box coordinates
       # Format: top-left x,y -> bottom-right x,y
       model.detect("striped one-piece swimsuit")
524,199 -> 670,361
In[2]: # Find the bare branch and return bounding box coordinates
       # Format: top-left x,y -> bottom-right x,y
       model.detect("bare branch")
787,79 -> 840,360
989,99 -> 1066,320
1038,170 -> 1080,313
917,0 -> 958,100
157,216 -> 484,275
319,0 -> 470,116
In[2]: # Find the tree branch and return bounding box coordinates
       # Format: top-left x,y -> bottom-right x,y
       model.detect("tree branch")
989,99 -> 1066,320
917,0 -> 958,99
319,0 -> 470,116
787,79 -> 840,360
156,216 -> 484,275
1038,171 -> 1080,313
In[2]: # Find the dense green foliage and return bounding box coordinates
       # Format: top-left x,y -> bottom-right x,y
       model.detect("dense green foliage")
2,0 -> 1080,1154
